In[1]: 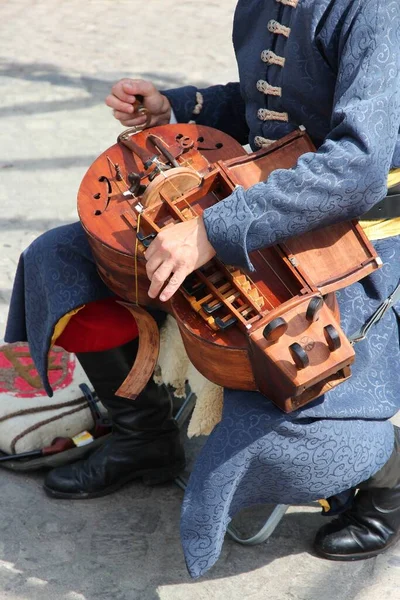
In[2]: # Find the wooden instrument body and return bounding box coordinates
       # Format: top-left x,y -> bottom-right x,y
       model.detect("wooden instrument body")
78,124 -> 381,412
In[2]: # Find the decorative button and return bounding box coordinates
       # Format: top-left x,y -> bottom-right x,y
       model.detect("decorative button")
258,109 -> 289,122
257,80 -> 282,96
254,136 -> 276,148
268,20 -> 291,38
192,92 -> 204,115
276,0 -> 299,7
261,49 -> 286,67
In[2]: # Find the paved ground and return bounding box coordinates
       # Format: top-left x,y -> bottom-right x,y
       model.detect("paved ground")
0,1 -> 399,599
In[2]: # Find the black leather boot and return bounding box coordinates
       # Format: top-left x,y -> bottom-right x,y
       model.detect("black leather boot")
43,339 -> 185,499
314,426 -> 400,560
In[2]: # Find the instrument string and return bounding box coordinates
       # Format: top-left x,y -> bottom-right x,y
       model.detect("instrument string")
156,167 -> 281,314
255,249 -> 294,295
159,170 -> 198,219
106,154 -> 142,305
126,143 -> 292,313
106,155 -> 129,196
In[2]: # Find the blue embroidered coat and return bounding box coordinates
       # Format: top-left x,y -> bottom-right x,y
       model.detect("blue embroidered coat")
164,0 -> 400,273
163,0 -> 400,577
4,0 -> 400,579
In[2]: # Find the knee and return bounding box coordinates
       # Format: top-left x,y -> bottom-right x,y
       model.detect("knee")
23,222 -> 85,261
24,229 -> 59,259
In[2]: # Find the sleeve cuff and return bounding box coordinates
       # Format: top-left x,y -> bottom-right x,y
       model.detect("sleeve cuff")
169,108 -> 178,124
202,187 -> 255,272
161,86 -> 199,123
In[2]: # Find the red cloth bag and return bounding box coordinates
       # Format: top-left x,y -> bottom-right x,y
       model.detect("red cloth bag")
55,298 -> 139,353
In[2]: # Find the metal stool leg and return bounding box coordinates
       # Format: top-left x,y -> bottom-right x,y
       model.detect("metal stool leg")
226,504 -> 289,545
174,390 -> 196,428
176,474 -> 288,545
174,390 -> 288,545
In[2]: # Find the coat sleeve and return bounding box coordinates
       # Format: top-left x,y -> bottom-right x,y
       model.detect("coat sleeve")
202,0 -> 400,271
161,82 -> 249,145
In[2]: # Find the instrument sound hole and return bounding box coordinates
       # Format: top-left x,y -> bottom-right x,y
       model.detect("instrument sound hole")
176,133 -> 193,149
94,210 -> 102,216
93,193 -> 101,199
197,137 -> 224,150
98,175 -> 112,194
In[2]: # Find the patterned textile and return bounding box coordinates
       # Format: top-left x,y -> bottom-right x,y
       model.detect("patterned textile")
181,233 -> 400,577
4,0 -> 400,581
163,82 -> 249,145
4,222 -> 113,396
163,0 -> 400,270
0,342 -> 95,454
164,0 -> 400,577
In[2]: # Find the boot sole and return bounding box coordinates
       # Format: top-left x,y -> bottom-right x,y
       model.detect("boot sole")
43,461 -> 186,500
314,531 -> 400,561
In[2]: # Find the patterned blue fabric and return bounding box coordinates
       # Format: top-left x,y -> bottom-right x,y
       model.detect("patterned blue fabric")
4,0 -> 400,581
165,0 -> 400,270
4,222 -> 112,396
165,0 -> 400,577
182,233 -> 400,577
163,83 -> 249,145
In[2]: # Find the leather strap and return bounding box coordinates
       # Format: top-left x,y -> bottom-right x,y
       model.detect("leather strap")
362,192 -> 400,220
362,188 -> 400,220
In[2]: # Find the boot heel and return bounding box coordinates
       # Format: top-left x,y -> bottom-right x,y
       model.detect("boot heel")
141,463 -> 185,486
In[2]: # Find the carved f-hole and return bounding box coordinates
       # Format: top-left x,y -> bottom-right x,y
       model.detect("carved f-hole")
96,176 -> 112,214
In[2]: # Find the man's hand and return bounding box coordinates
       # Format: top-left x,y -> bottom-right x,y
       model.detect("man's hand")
144,218 -> 216,302
105,79 -> 172,128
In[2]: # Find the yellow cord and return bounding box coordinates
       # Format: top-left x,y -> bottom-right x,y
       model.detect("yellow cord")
134,212 -> 142,306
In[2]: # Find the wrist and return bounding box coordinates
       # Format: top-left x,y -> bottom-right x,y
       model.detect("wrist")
196,216 -> 216,261
159,94 -> 172,124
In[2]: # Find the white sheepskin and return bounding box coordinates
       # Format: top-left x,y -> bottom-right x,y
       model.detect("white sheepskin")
156,316 -> 223,437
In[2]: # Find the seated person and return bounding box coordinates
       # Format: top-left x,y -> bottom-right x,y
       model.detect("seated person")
5,0 -> 400,578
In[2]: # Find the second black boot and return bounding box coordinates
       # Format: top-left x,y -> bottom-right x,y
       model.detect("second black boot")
43,340 -> 185,499
314,426 -> 400,560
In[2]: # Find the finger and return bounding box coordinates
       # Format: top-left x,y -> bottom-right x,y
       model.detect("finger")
121,82 -> 139,100
145,254 -> 163,280
110,80 -> 137,102
159,268 -> 187,302
147,260 -> 174,299
105,95 -> 135,114
124,79 -> 156,99
143,236 -> 162,261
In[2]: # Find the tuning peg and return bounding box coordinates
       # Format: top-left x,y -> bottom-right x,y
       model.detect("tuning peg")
306,296 -> 324,322
289,342 -> 309,369
127,172 -> 147,195
324,324 -> 341,351
263,317 -> 288,342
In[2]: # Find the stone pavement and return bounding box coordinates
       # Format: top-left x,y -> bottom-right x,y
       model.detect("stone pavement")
0,1 -> 399,599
